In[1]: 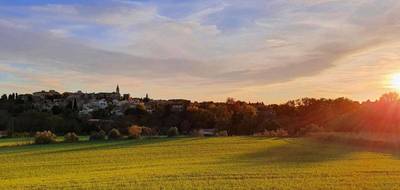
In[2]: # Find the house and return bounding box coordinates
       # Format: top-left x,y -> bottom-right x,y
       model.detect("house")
122,94 -> 130,100
32,90 -> 61,102
167,99 -> 190,112
79,98 -> 110,116
79,108 -> 93,116
81,99 -> 108,111
95,92 -> 120,100
111,109 -> 124,116
17,94 -> 32,102
171,104 -> 185,112
95,99 -> 108,109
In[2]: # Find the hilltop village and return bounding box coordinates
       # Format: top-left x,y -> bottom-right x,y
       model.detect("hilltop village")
15,85 -> 186,117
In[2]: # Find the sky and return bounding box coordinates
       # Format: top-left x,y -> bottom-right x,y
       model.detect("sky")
1,0 -> 400,103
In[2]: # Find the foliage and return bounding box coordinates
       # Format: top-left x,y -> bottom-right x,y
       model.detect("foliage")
128,125 -> 142,139
3,91 -> 400,136
254,129 -> 289,137
0,110 -> 10,131
34,131 -> 57,144
297,123 -> 324,136
51,106 -> 62,115
167,127 -> 179,137
89,130 -> 106,141
124,104 -> 147,115
216,130 -> 229,137
379,92 -> 399,103
141,127 -> 158,136
91,108 -> 111,119
108,128 -> 122,140
191,129 -> 204,137
64,132 -> 79,143
186,106 -> 215,130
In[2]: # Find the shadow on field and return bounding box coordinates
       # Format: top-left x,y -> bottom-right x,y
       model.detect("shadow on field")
0,137 -> 185,155
310,133 -> 400,161
236,135 -> 400,165
236,138 -> 355,164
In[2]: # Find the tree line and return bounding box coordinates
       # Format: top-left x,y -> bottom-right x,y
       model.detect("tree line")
1,92 -> 400,136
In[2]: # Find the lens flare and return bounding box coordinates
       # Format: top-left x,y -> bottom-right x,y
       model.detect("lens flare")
391,74 -> 400,90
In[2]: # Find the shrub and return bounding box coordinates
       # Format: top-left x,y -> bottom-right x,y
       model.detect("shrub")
191,129 -> 204,137
298,123 -> 324,136
108,128 -> 122,140
167,127 -> 179,137
141,127 -> 155,136
216,130 -> 228,137
151,128 -> 160,136
34,131 -> 57,144
64,132 -> 79,143
254,129 -> 289,137
89,130 -> 106,141
128,125 -> 142,139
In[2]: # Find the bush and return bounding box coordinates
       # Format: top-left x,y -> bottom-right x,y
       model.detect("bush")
167,127 -> 179,137
89,130 -> 106,141
64,132 -> 79,143
128,125 -> 142,139
34,131 -> 57,144
151,128 -> 160,136
298,123 -> 324,136
141,127 -> 155,137
216,130 -> 228,137
108,128 -> 122,140
254,129 -> 289,137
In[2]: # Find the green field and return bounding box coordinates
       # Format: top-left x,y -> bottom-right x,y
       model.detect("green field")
1,137 -> 400,189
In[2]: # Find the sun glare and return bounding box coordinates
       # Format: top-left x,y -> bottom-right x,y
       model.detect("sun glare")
391,74 -> 400,90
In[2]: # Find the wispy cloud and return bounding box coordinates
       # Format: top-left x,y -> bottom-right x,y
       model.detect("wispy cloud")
1,0 -> 400,102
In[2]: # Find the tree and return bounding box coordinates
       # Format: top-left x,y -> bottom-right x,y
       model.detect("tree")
124,104 -> 147,115
8,94 -> 15,101
186,106 -> 215,130
15,111 -> 54,133
211,105 -> 232,132
231,104 -> 257,135
73,98 -> 78,110
379,92 -> 399,103
136,104 -> 147,115
46,115 -> 65,133
0,94 -> 7,101
226,97 -> 235,104
51,106 -> 62,115
0,110 -> 10,130
92,108 -> 110,119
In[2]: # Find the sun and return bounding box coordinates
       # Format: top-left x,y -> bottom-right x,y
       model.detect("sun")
391,74 -> 400,90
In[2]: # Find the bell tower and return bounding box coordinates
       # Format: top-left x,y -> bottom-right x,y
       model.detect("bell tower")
116,84 -> 120,95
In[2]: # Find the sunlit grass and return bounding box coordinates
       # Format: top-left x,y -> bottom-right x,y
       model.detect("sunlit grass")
0,136 -> 89,148
1,137 -> 400,189
0,137 -> 32,147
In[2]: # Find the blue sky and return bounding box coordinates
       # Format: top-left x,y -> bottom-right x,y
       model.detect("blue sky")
1,0 -> 400,102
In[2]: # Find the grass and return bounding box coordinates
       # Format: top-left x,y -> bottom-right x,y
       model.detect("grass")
0,136 -> 89,148
1,137 -> 400,189
0,137 -> 33,147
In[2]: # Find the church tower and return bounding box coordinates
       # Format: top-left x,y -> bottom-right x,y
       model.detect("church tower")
116,84 -> 120,95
